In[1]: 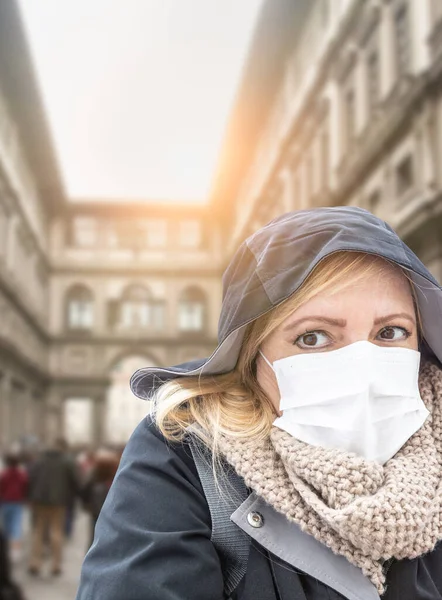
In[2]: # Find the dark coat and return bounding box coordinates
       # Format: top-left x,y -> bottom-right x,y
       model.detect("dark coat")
0,529 -> 25,600
28,450 -> 79,506
76,417 -> 442,600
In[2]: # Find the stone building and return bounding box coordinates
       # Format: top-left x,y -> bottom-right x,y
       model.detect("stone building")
0,2 -> 223,447
50,201 -> 223,445
0,0 -> 63,449
1,0 -> 442,448
211,0 -> 442,281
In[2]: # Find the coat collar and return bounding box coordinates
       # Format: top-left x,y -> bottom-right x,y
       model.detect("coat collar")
231,493 -> 381,600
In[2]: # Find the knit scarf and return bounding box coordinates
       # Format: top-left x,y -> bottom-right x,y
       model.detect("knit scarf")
217,362 -> 442,595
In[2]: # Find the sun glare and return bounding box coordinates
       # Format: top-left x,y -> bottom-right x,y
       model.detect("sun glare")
18,0 -> 263,202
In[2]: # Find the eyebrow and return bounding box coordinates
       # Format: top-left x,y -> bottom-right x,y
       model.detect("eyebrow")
283,312 -> 416,332
373,312 -> 416,326
283,316 -> 346,332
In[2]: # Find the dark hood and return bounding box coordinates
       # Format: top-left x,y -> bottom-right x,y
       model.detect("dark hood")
131,207 -> 442,399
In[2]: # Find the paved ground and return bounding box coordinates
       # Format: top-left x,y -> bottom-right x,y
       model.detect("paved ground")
13,510 -> 89,600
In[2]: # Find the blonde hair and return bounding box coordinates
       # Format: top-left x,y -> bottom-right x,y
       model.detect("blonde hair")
153,251 -> 420,456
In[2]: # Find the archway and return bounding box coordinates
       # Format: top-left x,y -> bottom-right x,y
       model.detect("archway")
105,355 -> 154,445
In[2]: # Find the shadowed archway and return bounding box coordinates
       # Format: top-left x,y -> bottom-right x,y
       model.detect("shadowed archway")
105,355 -> 155,444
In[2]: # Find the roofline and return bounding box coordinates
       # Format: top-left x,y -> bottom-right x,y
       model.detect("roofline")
208,0 -> 311,220
64,199 -> 211,215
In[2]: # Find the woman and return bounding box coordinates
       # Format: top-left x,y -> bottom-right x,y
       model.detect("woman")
0,453 -> 28,563
76,207 -> 442,600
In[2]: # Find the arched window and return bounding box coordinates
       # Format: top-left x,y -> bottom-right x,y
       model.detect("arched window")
66,285 -> 94,330
121,285 -> 152,328
178,286 -> 206,332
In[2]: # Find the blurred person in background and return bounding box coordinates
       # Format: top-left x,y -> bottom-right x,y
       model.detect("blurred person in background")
77,446 -> 96,481
0,453 -> 28,563
64,443 -> 81,541
0,527 -> 25,600
27,437 -> 79,577
80,449 -> 119,548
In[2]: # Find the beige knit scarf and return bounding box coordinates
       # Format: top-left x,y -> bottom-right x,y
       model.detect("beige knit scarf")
217,362 -> 442,595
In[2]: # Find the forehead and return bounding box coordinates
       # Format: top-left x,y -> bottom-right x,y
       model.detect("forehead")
285,261 -> 415,321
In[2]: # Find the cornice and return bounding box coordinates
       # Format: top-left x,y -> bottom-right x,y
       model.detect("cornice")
51,334 -> 218,347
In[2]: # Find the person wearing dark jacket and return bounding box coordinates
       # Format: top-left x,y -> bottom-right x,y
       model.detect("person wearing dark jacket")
76,208 -> 442,600
28,438 -> 79,576
80,449 -> 119,548
0,527 -> 25,600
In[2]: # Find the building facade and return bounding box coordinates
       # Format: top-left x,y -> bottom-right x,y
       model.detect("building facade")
50,201 -> 222,445
0,2 -> 223,448
212,0 -> 442,281
0,1 -> 63,450
1,0 -> 442,448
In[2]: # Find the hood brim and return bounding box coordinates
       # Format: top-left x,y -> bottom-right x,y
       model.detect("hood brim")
130,260 -> 442,400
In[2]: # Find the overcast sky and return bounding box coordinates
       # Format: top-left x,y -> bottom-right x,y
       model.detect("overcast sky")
19,0 -> 262,202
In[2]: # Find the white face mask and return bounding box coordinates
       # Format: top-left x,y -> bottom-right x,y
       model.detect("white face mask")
260,341 -> 429,464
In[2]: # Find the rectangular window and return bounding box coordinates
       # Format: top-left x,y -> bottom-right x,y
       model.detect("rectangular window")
0,200 -> 7,258
396,155 -> 414,196
179,220 -> 202,249
105,223 -> 119,248
320,129 -> 329,190
138,304 -> 151,327
179,303 -> 204,331
394,3 -> 411,78
69,301 -> 93,329
121,302 -> 151,328
368,189 -> 381,213
343,86 -> 356,151
121,303 -> 134,327
367,49 -> 380,115
146,220 -> 167,248
151,302 -> 165,330
72,217 -> 97,247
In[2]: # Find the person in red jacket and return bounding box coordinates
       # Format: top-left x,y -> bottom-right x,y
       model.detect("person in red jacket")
0,454 -> 28,562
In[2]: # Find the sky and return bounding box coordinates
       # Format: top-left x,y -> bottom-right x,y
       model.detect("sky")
19,0 -> 263,202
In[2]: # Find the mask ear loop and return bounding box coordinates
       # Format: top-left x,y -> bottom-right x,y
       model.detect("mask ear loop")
258,351 -> 282,418
259,350 -> 275,371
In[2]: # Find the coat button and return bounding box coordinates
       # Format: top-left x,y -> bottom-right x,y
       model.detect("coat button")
247,511 -> 264,528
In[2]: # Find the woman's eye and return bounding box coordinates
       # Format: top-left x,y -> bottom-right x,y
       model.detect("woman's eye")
377,326 -> 410,342
295,330 -> 330,349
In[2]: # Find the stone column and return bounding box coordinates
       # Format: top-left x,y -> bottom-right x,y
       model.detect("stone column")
23,387 -> 36,437
167,279 -> 179,339
355,50 -> 368,135
93,393 -> 107,445
411,0 -> 431,73
9,381 -> 24,447
44,385 -> 63,445
328,79 -> 343,190
32,392 -> 44,442
0,373 -> 10,449
420,103 -> 437,194
380,2 -> 397,99
381,163 -> 395,222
